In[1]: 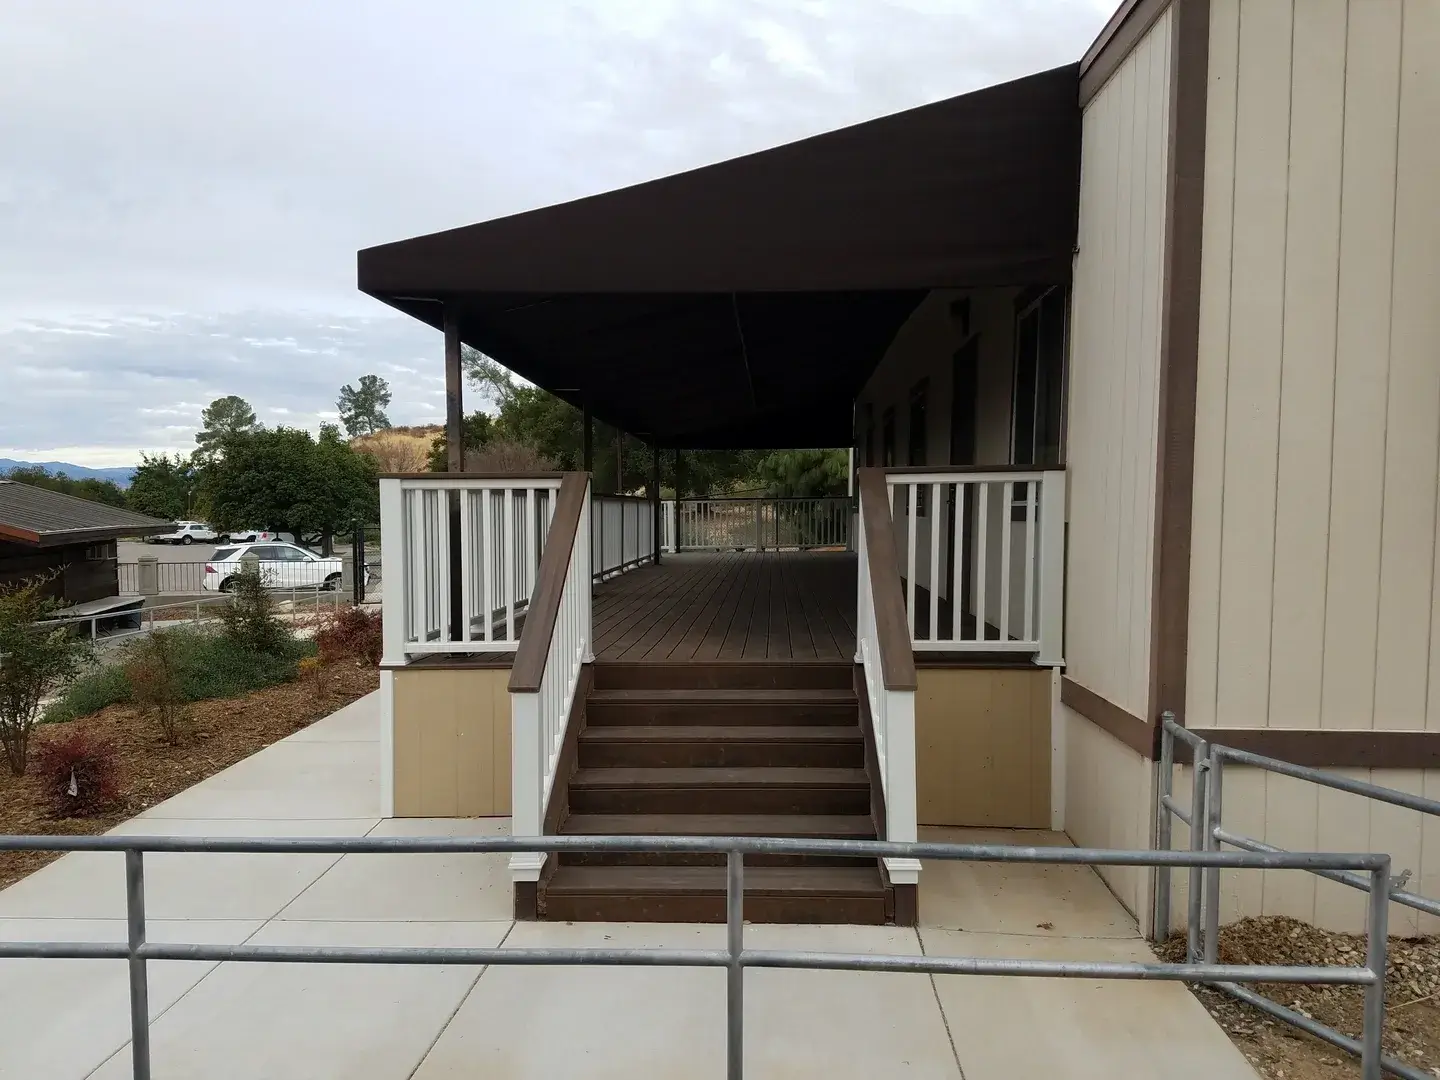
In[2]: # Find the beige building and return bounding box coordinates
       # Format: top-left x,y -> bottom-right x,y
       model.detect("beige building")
360,0 -> 1439,933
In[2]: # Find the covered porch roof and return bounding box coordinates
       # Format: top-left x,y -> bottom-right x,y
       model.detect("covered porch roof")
357,65 -> 1081,449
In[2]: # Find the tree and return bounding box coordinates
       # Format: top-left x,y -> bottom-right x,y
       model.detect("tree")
195,395 -> 259,461
0,576 -> 94,775
204,425 -> 378,549
753,449 -> 849,498
427,412 -> 494,471
125,453 -> 197,520
3,466 -> 127,508
337,375 -> 393,437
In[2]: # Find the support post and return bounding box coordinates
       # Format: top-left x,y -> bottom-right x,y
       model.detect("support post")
650,441 -> 661,565
727,849 -> 744,1080
137,556 -> 159,597
1203,752 -> 1224,965
1362,865 -> 1390,1080
1153,721 -> 1173,945
582,403 -> 594,475
125,849 -> 152,1080
614,430 -> 624,493
443,309 -> 463,639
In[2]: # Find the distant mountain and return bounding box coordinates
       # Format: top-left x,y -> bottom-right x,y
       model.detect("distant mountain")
0,459 -> 137,488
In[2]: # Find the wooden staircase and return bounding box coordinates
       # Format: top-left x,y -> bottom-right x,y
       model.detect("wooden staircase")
539,661 -> 897,924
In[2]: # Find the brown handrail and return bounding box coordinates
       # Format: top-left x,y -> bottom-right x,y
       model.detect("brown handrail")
509,472 -> 589,694
857,468 -> 917,692
880,464 -> 1065,476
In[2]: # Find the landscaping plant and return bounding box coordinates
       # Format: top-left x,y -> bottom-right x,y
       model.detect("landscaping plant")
126,630 -> 190,745
218,562 -> 287,654
0,576 -> 93,775
32,729 -> 121,816
315,605 -> 383,666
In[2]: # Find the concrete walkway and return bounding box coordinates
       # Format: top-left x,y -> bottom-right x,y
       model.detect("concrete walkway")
0,692 -> 1256,1080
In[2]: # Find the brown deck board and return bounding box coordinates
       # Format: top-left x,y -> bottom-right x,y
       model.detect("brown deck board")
590,552 -> 856,663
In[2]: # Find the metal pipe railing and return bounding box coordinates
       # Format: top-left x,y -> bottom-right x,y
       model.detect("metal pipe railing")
1155,712 -> 1435,1080
0,832 -> 1394,1080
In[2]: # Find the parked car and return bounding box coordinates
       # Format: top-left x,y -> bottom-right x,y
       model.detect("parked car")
225,528 -> 281,543
202,542 -> 356,592
150,521 -> 220,545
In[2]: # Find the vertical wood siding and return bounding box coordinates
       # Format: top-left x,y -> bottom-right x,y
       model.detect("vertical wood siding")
392,667 -> 511,817
1066,8 -> 1174,718
1187,0 -> 1440,731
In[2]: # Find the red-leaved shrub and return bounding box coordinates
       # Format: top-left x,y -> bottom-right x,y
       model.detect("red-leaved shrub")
32,729 -> 121,817
315,606 -> 383,667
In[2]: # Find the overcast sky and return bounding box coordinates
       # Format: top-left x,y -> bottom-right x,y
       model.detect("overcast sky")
0,0 -> 1112,467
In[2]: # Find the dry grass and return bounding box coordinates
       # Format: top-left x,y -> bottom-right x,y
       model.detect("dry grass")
0,660 -> 378,891
1159,917 -> 1440,1079
350,426 -> 438,473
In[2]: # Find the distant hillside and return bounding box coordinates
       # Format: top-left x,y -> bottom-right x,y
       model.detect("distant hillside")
0,459 -> 136,488
349,426 -> 440,473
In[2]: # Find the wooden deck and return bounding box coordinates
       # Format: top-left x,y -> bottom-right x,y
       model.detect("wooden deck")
593,552 -> 857,663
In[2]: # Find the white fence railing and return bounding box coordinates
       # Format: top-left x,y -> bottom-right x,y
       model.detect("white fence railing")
885,469 -> 1064,664
509,475 -> 593,887
855,473 -> 920,889
379,475 -> 561,657
591,495 -> 655,580
670,497 -> 852,551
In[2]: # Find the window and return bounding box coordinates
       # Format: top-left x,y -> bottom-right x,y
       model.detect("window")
273,545 -> 309,562
1012,287 -> 1067,469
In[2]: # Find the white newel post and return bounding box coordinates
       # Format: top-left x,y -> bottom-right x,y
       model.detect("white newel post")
884,686 -> 921,886
378,478 -> 406,818
581,485 -> 595,662
1037,470 -> 1066,667
509,689 -> 544,882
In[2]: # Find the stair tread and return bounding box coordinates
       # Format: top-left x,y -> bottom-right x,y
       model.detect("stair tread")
571,767 -> 868,788
582,725 -> 861,742
588,688 -> 856,704
547,864 -> 885,896
562,813 -> 876,838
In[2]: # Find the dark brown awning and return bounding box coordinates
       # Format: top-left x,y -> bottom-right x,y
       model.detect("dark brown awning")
358,64 -> 1080,448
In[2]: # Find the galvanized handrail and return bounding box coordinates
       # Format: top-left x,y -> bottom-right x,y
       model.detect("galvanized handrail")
1156,713 -> 1429,1080
0,832 -> 1393,1080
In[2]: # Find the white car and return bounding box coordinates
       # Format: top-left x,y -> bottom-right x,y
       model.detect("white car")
225,528 -> 283,543
203,542 -> 347,592
151,521 -> 220,545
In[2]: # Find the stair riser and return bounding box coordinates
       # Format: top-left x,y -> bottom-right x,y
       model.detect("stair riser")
586,703 -> 857,726
579,740 -> 863,769
593,664 -> 853,691
557,851 -> 874,868
543,893 -> 889,924
569,786 -> 871,816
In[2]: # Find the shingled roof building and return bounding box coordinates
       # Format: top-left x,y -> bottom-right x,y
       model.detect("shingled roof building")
0,479 -> 171,608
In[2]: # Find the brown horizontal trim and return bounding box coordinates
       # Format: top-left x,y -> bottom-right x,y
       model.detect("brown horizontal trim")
0,522 -> 43,544
510,472 -> 590,693
881,464 -> 1064,476
1179,728 -> 1440,770
1060,676 -> 1154,757
381,654 -> 514,670
857,469 -> 918,692
914,653 -> 1041,669
1080,0 -> 1173,106
378,470 -> 567,480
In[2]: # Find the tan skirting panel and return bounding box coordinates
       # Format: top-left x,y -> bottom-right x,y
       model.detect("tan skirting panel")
391,667 -> 511,817
915,667 -> 1051,828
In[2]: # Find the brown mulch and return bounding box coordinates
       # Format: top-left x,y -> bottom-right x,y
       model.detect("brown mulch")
1158,917 -> 1440,1079
0,661 -> 379,891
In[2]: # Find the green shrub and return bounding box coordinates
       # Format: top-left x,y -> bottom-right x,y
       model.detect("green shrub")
42,627 -> 317,724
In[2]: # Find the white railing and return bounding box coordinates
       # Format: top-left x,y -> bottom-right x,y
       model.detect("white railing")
673,497 -> 852,551
509,475 -> 593,886
885,469 -> 1065,665
591,494 -> 656,580
379,475 -> 561,658
855,474 -> 921,889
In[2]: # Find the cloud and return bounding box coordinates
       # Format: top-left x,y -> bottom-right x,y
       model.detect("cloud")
0,0 -> 1113,463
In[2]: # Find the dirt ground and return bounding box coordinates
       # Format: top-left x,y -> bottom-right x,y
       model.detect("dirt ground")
0,660 -> 379,891
1159,917 -> 1440,1079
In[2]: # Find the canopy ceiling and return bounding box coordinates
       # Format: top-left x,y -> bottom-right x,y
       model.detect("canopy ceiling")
358,64 -> 1081,449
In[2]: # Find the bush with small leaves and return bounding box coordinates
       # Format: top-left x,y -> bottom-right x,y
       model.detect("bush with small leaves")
218,563 -> 287,655
315,605 -> 383,667
0,575 -> 95,774
33,729 -> 121,817
126,630 -> 189,745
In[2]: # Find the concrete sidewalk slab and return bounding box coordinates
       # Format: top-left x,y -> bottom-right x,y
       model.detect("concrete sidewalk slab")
918,826 -> 1139,938
137,740 -> 378,820
87,921 -> 510,1080
0,818 -> 377,921
277,817 -> 513,923
285,691 -> 379,742
920,928 -> 1258,1080
0,918 -> 260,1080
